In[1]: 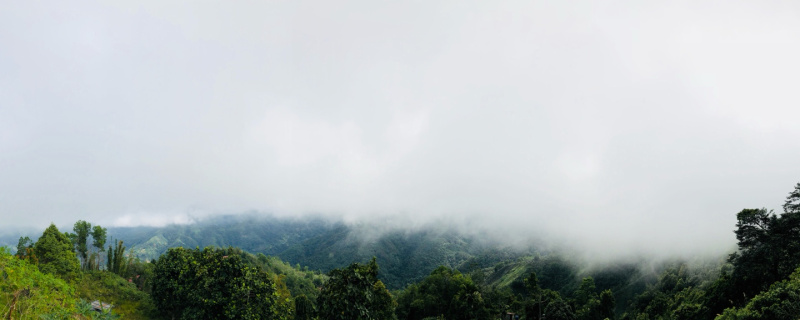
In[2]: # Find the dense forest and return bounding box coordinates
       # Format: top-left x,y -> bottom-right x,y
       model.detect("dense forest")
2,182 -> 800,319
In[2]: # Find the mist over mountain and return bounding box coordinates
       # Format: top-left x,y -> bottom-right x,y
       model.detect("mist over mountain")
2,1 -> 800,265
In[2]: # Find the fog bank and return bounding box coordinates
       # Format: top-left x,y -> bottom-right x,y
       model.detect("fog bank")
2,1 -> 800,260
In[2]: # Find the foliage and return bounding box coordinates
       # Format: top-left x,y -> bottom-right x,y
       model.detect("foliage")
255,253 -> 328,300
74,270 -> 155,319
0,247 -> 78,319
92,225 -> 108,270
715,267 -> 800,320
152,246 -> 289,320
719,187 -> 800,310
108,239 -> 133,276
396,266 -> 492,320
111,215 -> 523,290
317,257 -> 397,320
294,294 -> 315,320
15,236 -> 35,262
72,220 -> 92,270
598,289 -> 615,320
33,224 -> 80,280
622,264 -> 710,320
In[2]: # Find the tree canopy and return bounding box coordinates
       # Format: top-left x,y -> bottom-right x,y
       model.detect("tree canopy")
33,224 -> 80,280
151,247 -> 289,320
317,257 -> 397,320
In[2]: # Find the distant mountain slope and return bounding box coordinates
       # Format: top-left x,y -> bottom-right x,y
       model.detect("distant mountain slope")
278,225 -> 526,288
111,214 -> 531,289
109,214 -> 337,260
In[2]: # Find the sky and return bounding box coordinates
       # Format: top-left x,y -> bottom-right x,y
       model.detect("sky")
2,1 -> 800,258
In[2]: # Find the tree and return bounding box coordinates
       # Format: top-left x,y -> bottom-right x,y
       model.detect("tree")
525,289 -> 568,320
396,265 -> 492,320
72,220 -> 91,270
598,289 -> 615,320
294,294 -> 315,320
716,267 -> 800,320
783,182 -> 800,213
91,225 -> 107,270
108,239 -> 128,275
575,277 -> 597,307
15,236 -> 34,261
317,257 -> 396,320
524,272 -> 544,320
33,224 -> 80,280
727,189 -> 800,307
574,277 -> 601,320
545,299 -> 576,320
152,247 -> 287,320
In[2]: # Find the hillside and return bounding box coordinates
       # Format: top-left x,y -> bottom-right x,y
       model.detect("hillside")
108,214 -> 336,260
108,214 -> 533,289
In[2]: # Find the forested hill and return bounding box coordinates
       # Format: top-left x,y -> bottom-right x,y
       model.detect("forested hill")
108,214 -> 336,259
107,214 -> 527,289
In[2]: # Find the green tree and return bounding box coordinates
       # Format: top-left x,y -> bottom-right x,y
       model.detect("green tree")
545,298 -> 577,320
727,204 -> 800,307
396,265 -> 491,320
33,224 -> 80,280
783,182 -> 800,213
574,277 -> 601,320
598,289 -> 615,320
715,267 -> 800,320
15,236 -> 34,260
72,220 -> 91,270
91,225 -> 107,270
524,272 -> 545,320
107,239 -> 133,276
294,294 -> 315,320
152,247 -> 287,320
525,289 -> 568,320
317,257 -> 397,320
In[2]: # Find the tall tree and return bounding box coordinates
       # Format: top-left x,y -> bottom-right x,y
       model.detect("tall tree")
317,257 -> 396,320
33,224 -> 80,279
574,277 -> 601,320
784,182 -> 800,213
91,225 -> 107,270
716,267 -> 800,320
108,239 -> 129,275
728,202 -> 800,307
72,220 -> 91,269
598,289 -> 615,320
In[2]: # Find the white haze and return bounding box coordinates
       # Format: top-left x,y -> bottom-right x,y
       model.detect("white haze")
2,1 -> 800,260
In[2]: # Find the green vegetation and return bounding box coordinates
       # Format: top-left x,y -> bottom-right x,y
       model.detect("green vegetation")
33,224 -> 81,280
396,266 -> 491,320
317,257 -> 396,320
620,182 -> 800,320
254,253 -> 328,300
73,270 -> 155,319
3,182 -> 800,319
0,247 -> 77,318
152,246 -> 291,319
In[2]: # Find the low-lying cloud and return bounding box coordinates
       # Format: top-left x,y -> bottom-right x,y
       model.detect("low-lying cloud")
2,1 -> 800,260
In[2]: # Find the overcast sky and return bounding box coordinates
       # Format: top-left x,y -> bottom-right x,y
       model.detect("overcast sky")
2,1 -> 800,258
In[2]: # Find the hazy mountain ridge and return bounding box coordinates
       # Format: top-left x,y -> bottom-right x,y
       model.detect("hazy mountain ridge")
107,214 -> 338,260
100,214 -> 531,289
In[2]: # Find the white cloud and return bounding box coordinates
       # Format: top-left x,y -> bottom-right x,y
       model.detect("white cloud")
1,0 -> 799,258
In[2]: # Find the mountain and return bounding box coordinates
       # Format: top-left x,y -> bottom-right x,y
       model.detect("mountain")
108,214 -> 336,260
108,214 -> 531,289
